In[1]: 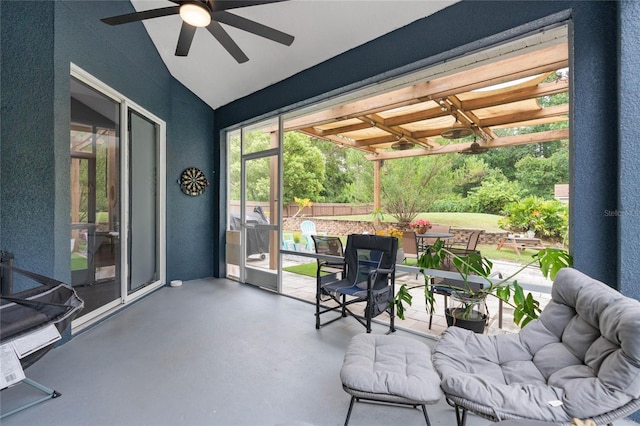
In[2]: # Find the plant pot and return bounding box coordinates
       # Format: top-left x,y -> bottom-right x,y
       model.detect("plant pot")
416,226 -> 428,234
446,291 -> 488,333
527,231 -> 535,238
445,308 -> 487,333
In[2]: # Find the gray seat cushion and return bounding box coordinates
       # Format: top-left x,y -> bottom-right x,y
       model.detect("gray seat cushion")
340,333 -> 442,404
433,268 -> 640,422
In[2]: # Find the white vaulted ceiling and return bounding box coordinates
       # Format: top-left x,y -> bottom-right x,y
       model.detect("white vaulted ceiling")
129,0 -> 458,109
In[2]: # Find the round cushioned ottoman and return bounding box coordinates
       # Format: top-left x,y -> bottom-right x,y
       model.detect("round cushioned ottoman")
340,333 -> 442,425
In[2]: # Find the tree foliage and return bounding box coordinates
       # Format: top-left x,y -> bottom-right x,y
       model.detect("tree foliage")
515,149 -> 569,198
380,155 -> 454,227
499,196 -> 568,241
466,174 -> 523,214
282,132 -> 325,203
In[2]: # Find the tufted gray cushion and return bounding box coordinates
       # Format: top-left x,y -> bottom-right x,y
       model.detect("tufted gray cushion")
432,268 -> 640,422
340,333 -> 442,404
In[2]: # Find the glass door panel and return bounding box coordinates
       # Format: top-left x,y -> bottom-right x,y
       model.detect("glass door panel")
128,110 -> 159,293
226,119 -> 281,291
226,130 -> 241,280
242,153 -> 279,291
70,77 -> 121,317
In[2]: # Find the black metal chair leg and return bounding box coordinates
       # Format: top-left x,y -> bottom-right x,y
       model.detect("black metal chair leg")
421,405 -> 432,426
344,396 -> 356,426
455,404 -> 467,426
389,297 -> 396,333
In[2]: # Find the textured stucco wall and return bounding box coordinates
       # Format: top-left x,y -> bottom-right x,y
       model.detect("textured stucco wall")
1,2 -> 58,281
1,1 -> 215,290
619,0 -> 640,303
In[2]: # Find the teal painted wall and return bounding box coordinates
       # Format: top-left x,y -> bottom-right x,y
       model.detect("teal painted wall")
1,1 -> 215,289
619,0 -> 640,302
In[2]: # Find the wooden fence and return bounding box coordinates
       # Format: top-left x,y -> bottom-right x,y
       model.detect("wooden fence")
229,201 -> 373,218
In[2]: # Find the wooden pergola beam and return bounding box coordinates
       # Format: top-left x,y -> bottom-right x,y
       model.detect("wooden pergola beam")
460,80 -> 569,110
365,128 -> 569,160
298,128 -> 377,153
360,114 -> 435,148
479,104 -> 568,127
283,43 -> 568,132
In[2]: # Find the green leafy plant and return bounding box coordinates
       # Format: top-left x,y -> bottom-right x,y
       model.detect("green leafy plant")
499,196 -> 568,240
370,207 -> 385,223
392,239 -> 573,328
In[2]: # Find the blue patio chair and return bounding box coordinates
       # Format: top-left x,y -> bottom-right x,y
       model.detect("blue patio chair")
282,232 -> 296,251
300,220 -> 318,251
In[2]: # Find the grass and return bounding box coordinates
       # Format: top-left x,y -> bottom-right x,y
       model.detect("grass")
283,262 -> 325,278
71,253 -> 87,271
320,212 -> 503,232
477,244 -> 540,264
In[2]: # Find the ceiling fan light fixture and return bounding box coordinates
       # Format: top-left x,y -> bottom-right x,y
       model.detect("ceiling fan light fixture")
460,139 -> 489,155
180,2 -> 211,27
441,124 -> 474,139
391,136 -> 415,150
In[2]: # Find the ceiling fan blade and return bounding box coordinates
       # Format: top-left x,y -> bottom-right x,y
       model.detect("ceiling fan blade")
101,6 -> 180,25
214,11 -> 294,46
206,20 -> 249,63
175,22 -> 197,56
208,0 -> 289,13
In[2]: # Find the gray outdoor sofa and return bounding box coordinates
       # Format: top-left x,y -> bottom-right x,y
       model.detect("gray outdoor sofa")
432,267 -> 640,425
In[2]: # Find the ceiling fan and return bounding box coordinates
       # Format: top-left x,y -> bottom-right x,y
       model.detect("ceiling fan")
460,137 -> 489,155
390,136 -> 415,150
101,0 -> 294,63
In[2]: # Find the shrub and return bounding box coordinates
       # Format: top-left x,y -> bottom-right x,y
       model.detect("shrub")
466,177 -> 522,215
430,196 -> 471,213
499,196 -> 568,240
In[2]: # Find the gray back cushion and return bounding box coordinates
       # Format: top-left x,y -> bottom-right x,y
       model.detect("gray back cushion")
433,268 -> 640,421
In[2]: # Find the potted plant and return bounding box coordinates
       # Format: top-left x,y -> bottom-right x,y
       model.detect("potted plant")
410,218 -> 432,234
376,227 -> 404,263
392,239 -> 572,332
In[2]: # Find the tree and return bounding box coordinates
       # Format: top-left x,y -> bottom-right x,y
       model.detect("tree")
450,156 -> 491,197
466,173 -> 523,214
515,148 -> 569,198
316,140 -> 357,202
282,132 -> 325,203
381,155 -> 454,227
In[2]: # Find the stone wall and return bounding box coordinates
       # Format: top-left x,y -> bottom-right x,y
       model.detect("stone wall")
283,217 -> 508,246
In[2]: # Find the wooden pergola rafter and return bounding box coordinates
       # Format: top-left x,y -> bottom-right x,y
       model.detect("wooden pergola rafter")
287,41 -> 569,159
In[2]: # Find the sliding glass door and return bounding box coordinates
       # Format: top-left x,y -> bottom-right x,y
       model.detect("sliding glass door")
70,67 -> 165,329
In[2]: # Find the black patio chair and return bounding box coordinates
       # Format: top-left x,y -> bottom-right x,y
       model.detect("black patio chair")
315,234 -> 397,333
312,235 -> 345,278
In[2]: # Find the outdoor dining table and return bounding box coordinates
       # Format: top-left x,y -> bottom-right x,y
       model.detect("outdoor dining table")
415,232 -> 454,255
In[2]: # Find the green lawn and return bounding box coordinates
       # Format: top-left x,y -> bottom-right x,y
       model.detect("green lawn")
283,262 -> 327,277
321,212 -> 503,233
71,253 -> 87,271
476,244 -> 541,263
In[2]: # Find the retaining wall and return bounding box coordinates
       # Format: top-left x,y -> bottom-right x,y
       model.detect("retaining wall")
283,217 -> 508,245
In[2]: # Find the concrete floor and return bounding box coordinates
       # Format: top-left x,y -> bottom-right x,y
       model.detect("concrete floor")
2,278 -> 638,426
